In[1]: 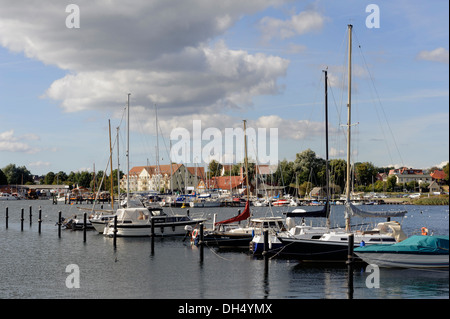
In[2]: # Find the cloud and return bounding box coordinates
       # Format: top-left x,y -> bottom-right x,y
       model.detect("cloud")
259,9 -> 325,42
0,130 -> 40,153
417,47 -> 449,64
28,161 -> 51,169
0,0 -> 292,132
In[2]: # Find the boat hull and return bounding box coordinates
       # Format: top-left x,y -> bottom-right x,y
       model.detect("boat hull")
354,252 -> 449,268
106,220 -> 203,237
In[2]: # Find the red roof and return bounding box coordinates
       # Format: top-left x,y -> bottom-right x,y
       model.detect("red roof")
206,176 -> 244,189
431,170 -> 447,180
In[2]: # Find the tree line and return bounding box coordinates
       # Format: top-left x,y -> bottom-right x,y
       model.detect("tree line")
0,163 -> 124,193
208,149 -> 449,196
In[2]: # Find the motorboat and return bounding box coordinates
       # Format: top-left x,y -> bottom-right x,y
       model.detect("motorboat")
354,235 -> 449,268
104,207 -> 206,237
62,215 -> 95,230
0,192 -> 18,200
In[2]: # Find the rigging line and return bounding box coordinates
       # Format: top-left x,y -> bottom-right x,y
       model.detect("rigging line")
353,31 -> 405,167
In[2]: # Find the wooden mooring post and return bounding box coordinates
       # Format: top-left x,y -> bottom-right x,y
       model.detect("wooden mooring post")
151,217 -> 155,255
29,206 -> 32,226
58,211 -> 62,238
199,223 -> 204,262
83,212 -> 87,243
38,207 -> 42,234
5,207 -> 8,229
347,233 -> 354,299
21,208 -> 24,231
113,215 -> 117,248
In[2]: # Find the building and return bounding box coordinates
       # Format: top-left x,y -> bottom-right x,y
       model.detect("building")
388,167 -> 432,185
430,169 -> 447,184
121,164 -> 205,193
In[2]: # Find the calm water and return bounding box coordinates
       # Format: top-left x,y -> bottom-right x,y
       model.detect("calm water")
0,200 -> 448,300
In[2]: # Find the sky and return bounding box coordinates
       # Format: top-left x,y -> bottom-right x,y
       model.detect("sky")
0,0 -> 448,176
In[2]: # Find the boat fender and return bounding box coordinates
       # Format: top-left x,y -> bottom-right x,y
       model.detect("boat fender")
421,227 -> 428,236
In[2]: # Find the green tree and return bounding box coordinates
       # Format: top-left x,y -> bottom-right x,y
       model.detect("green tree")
0,169 -> 7,185
2,164 -> 32,184
207,160 -> 222,178
386,175 -> 397,192
44,172 -> 56,185
354,162 -> 378,187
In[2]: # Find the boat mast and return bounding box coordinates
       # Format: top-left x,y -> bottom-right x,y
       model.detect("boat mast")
243,120 -> 250,203
117,126 -> 120,204
126,93 -> 130,208
345,24 -> 353,231
324,69 -> 330,225
109,119 -> 114,210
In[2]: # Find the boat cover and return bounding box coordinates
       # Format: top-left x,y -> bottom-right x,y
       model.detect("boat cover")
355,235 -> 449,254
347,202 -> 407,218
284,201 -> 330,218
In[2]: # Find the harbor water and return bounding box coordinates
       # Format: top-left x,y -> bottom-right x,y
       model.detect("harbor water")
0,200 -> 448,300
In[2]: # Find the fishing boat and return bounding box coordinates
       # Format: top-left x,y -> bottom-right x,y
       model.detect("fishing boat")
354,235 -> 449,268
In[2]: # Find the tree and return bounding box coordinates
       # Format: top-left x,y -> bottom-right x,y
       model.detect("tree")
354,162 -> 378,187
2,164 -> 32,184
0,169 -> 7,185
207,160 -> 222,177
44,172 -> 56,185
386,175 -> 397,192
443,162 -> 449,185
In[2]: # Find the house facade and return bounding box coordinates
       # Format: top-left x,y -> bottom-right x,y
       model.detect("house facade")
121,164 -> 205,193
389,167 -> 432,185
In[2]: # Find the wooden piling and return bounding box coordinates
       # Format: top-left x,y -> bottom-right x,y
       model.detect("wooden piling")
29,206 -> 32,226
113,215 -> 117,248
199,223 -> 204,262
347,233 -> 354,299
5,207 -> 8,229
58,211 -> 62,238
151,217 -> 155,255
83,212 -> 87,243
21,208 -> 24,231
38,207 -> 42,234
263,230 -> 269,269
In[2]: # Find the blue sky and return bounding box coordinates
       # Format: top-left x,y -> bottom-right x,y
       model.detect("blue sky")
0,0 -> 448,176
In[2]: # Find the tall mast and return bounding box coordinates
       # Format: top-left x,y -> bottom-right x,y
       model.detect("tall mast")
117,126 -> 120,203
324,69 -> 330,223
345,24 -> 353,231
109,119 -> 114,210
243,120 -> 250,202
126,93 -> 130,208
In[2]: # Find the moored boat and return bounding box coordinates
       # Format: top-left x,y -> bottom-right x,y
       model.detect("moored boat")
354,235 -> 449,268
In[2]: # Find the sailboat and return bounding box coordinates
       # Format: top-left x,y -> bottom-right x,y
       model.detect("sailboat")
99,94 -> 206,237
191,120 -> 286,249
277,25 -> 408,262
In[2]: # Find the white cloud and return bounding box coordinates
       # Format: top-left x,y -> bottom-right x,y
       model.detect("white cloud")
28,161 -> 51,168
0,130 -> 40,153
259,10 -> 325,42
0,0 -> 291,128
417,47 -> 449,64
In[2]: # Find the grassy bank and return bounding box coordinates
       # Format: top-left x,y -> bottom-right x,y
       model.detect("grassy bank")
412,196 -> 449,206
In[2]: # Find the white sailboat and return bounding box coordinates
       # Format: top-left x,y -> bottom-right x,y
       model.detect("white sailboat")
277,25 -> 408,261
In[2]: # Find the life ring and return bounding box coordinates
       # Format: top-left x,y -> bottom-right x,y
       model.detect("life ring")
192,228 -> 199,240
421,227 -> 428,236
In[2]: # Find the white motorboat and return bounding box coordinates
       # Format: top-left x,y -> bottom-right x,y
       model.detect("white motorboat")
104,207 -> 206,237
0,192 -> 18,200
